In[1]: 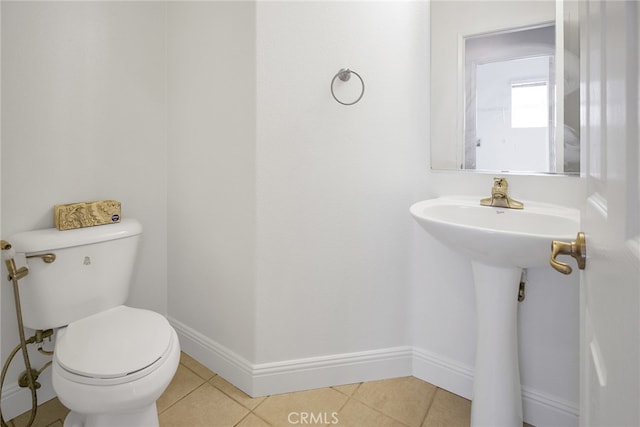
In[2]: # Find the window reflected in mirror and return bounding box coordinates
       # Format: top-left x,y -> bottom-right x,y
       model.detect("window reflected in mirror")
465,24 -> 558,172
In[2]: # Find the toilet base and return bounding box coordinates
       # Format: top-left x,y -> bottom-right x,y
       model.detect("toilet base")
63,403 -> 159,427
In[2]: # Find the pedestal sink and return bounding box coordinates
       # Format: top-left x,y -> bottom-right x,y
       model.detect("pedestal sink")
410,196 -> 580,426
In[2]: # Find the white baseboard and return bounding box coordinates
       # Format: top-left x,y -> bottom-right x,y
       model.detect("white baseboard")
169,316 -> 413,397
521,387 -> 579,427
251,346 -> 413,397
168,316 -> 255,396
412,347 -> 475,400
0,371 -> 56,422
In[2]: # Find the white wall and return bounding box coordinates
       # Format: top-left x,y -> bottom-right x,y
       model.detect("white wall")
166,1 -> 257,364
254,0 -> 427,364
167,0 -> 428,395
1,1 -> 167,419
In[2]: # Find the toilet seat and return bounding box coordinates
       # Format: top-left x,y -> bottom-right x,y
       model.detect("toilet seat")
54,305 -> 174,386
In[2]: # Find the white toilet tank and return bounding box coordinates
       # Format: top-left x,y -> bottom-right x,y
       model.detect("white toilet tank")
8,219 -> 142,330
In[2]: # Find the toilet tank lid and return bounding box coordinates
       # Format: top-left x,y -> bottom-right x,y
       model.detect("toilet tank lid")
8,219 -> 142,253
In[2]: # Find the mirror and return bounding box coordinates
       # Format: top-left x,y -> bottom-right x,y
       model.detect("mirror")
430,0 -> 580,174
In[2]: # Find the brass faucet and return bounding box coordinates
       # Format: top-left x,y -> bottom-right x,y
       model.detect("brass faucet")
480,177 -> 524,209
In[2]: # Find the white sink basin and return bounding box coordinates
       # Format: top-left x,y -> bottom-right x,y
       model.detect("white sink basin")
410,196 -> 580,267
410,196 -> 580,426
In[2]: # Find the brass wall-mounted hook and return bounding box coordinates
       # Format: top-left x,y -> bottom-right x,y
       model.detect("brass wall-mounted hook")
1,239 -> 29,281
550,232 -> 587,275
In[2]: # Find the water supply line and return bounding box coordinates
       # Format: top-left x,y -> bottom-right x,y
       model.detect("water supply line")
0,240 -> 53,427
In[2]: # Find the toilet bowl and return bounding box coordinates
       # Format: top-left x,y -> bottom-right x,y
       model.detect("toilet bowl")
52,306 -> 180,427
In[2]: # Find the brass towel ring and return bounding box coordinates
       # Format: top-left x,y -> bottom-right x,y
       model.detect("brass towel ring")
331,68 -> 365,106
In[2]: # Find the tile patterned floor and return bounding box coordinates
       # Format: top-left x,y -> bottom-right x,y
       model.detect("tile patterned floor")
8,352 -> 481,427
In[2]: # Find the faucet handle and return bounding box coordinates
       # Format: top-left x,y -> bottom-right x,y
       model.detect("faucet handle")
492,177 -> 508,193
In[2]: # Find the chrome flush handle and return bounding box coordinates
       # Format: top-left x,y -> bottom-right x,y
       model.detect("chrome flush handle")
550,232 -> 587,275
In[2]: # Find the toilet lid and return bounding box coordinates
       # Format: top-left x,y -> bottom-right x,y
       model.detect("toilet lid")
55,305 -> 173,379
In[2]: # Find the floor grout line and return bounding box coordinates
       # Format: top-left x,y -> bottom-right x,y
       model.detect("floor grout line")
248,410 -> 273,427
419,386 -> 440,427
347,394 -> 414,427
157,363 -> 209,416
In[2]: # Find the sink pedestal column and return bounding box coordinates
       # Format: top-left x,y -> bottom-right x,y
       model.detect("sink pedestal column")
470,261 -> 523,427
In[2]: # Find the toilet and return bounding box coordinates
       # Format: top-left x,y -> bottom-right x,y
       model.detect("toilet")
9,219 -> 180,427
